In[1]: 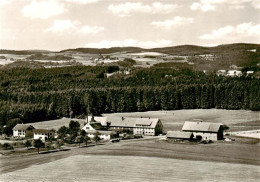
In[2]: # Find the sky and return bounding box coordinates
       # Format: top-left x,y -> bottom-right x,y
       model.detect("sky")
0,0 -> 260,51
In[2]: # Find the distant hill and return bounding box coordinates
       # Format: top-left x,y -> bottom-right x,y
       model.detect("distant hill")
26,53 -> 72,61
1,43 -> 259,71
0,49 -> 52,55
60,43 -> 260,55
60,47 -> 144,54
0,61 -> 44,69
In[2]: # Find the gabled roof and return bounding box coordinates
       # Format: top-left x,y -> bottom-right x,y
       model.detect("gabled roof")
167,131 -> 193,139
13,124 -> 35,131
182,121 -> 223,133
87,116 -> 160,128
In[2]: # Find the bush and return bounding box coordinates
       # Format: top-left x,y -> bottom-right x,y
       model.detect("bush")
3,143 -> 11,150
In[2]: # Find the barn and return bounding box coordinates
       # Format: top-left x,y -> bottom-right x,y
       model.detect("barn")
166,131 -> 193,141
182,121 -> 225,141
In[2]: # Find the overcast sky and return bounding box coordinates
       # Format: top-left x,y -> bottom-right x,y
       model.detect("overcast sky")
0,0 -> 259,51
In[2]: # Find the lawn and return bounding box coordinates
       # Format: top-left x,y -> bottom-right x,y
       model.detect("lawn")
1,155 -> 259,182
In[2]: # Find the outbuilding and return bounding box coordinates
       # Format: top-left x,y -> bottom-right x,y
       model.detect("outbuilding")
33,129 -> 55,141
166,131 -> 193,141
82,120 -> 115,140
182,121 -> 225,141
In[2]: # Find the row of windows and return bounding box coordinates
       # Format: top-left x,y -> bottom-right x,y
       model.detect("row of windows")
135,131 -> 154,134
136,125 -> 150,127
135,128 -> 153,131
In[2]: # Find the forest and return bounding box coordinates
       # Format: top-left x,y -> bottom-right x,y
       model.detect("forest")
0,65 -> 259,134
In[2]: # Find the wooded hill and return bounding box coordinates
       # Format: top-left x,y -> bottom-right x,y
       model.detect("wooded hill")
0,65 -> 259,134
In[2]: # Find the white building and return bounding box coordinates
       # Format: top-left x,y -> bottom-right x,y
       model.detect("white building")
85,116 -> 163,136
33,129 -> 55,141
82,121 -> 115,140
247,71 -> 254,76
13,124 -> 35,138
182,121 -> 225,141
227,70 -> 242,77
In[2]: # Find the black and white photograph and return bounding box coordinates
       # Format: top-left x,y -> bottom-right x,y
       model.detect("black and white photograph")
0,0 -> 260,181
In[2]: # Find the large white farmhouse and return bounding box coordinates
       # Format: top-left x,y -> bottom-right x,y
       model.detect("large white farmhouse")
13,124 -> 35,138
85,116 -> 163,136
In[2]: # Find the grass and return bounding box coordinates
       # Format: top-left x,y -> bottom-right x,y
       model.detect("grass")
29,109 -> 260,133
0,110 -> 260,181
30,118 -> 85,131
103,109 -> 260,132
1,154 -> 259,182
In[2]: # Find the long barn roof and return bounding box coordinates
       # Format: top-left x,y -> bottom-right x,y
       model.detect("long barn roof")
182,121 -> 223,133
87,116 -> 159,128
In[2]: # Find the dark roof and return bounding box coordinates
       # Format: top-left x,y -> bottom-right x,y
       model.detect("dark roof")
13,124 -> 35,131
167,131 -> 193,139
90,122 -> 106,130
182,121 -> 223,133
33,129 -> 54,134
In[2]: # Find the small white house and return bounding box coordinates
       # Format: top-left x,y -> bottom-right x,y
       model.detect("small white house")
247,71 -> 254,76
82,120 -> 115,140
13,124 -> 35,138
227,70 -> 242,77
33,129 -> 55,141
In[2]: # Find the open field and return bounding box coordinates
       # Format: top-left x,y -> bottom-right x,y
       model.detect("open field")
229,130 -> 260,139
29,109 -> 260,133
104,109 -> 260,132
1,154 -> 260,182
0,136 -> 260,181
30,118 -> 85,131
1,109 -> 259,181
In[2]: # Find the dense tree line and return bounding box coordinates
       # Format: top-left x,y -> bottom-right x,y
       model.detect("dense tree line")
0,65 -> 259,133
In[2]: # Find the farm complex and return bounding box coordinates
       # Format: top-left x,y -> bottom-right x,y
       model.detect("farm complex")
0,109 -> 260,181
